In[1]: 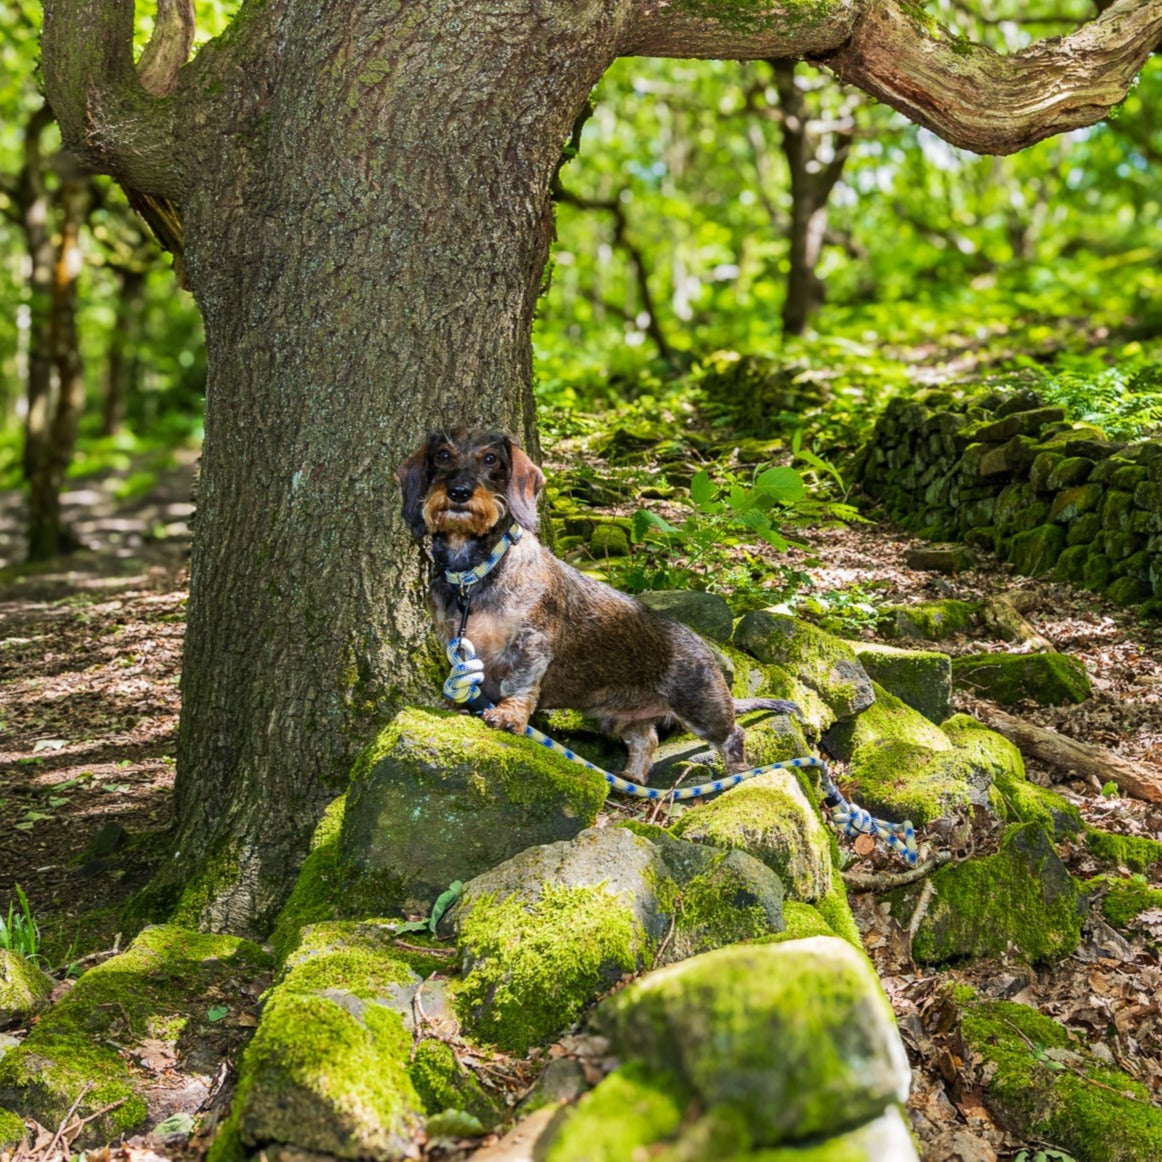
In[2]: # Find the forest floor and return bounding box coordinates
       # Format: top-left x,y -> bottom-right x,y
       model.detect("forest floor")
1,444 -> 1161,1162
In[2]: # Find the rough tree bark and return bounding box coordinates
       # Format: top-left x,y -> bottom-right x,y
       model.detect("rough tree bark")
40,0 -> 1162,935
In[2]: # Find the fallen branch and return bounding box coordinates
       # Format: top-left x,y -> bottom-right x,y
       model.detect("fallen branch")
979,594 -> 1052,652
988,709 -> 1162,805
842,851 -> 953,893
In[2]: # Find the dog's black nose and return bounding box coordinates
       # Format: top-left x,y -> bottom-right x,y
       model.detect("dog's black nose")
447,484 -> 474,504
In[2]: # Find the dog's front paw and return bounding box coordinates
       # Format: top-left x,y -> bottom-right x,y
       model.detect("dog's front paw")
483,703 -> 530,734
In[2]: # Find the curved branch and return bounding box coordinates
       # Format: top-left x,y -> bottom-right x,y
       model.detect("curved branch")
138,0 -> 197,97
619,0 -> 858,58
820,0 -> 1162,155
41,0 -> 183,198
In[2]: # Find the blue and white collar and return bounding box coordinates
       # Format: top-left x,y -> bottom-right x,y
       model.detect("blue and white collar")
443,523 -> 523,592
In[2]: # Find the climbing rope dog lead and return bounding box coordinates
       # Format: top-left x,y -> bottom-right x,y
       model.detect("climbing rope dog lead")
443,628 -> 918,868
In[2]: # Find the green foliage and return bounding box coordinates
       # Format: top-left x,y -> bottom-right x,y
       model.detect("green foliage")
0,885 -> 40,960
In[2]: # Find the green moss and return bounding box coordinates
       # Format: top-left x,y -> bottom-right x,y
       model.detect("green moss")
234,991 -> 421,1155
407,1039 -> 500,1128
454,881 -> 644,1054
952,651 -> 1090,707
0,1108 -> 26,1148
169,842 -> 242,928
1087,828 -> 1162,874
676,857 -> 783,953
594,939 -> 906,1146
671,772 -> 832,903
1087,875 -> 1162,930
0,926 -> 270,1143
545,1062 -> 688,1162
770,900 -> 838,942
905,823 -> 1083,964
958,988 -> 1162,1160
881,599 -> 978,641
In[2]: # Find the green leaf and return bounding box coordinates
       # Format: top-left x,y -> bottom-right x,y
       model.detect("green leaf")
429,880 -> 463,933
632,509 -> 679,542
206,1004 -> 229,1022
154,1113 -> 195,1136
425,1109 -> 486,1138
754,466 -> 806,504
689,470 -> 719,511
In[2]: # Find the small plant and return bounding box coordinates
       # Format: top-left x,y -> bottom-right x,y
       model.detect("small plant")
613,442 -> 858,601
0,885 -> 41,960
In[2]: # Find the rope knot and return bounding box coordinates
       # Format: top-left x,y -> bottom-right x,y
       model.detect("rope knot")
443,637 -> 485,704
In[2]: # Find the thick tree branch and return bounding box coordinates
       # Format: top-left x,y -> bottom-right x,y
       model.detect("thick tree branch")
620,0 -> 858,58
820,0 -> 1162,155
137,0 -> 197,97
41,0 -> 183,198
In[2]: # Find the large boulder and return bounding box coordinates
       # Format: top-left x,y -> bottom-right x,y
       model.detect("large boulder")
339,708 -> 607,913
638,589 -> 734,643
445,826 -> 787,1053
732,612 -> 875,720
544,938 -> 914,1159
952,651 -> 1091,707
892,822 -> 1085,964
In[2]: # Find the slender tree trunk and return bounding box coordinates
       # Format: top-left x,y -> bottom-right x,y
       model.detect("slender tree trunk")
21,107 -> 90,561
102,267 -> 146,436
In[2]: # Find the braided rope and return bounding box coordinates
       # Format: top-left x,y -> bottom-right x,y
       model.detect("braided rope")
443,635 -> 917,866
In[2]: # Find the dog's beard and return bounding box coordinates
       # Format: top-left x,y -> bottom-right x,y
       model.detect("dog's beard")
423,485 -> 506,538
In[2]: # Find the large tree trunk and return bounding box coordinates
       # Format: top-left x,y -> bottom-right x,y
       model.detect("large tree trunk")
41,0 -> 1162,935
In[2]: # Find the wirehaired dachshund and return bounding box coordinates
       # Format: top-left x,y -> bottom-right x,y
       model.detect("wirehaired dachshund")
396,429 -> 797,784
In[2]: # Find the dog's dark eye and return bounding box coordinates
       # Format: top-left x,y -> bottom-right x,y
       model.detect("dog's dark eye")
482,453 -> 498,467
435,449 -> 452,464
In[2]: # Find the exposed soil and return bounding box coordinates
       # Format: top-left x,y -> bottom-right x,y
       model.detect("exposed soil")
1,449 -> 1161,1162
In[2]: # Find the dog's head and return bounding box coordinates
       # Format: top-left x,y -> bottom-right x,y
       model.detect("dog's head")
395,429 -> 545,539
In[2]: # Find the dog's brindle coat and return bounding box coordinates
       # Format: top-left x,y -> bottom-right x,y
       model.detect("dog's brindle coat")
396,429 -> 796,785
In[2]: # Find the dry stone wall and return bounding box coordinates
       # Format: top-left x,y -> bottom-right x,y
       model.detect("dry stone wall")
856,386 -> 1162,616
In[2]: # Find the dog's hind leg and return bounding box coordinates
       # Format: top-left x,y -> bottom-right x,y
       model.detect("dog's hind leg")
605,718 -> 659,786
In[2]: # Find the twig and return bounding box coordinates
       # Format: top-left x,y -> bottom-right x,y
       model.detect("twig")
907,877 -> 937,948
651,895 -> 682,969
44,1082 -> 92,1157
409,975 -> 432,1060
392,940 -> 456,958
842,851 -> 953,892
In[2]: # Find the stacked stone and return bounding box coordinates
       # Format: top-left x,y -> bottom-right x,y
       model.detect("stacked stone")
858,386 -> 1162,614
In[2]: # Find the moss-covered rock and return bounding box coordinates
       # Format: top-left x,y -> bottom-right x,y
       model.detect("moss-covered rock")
732,613 -> 874,720
1007,523 -> 1066,575
951,651 -> 1090,707
1053,543 -> 1091,583
0,950 -> 54,1025
958,986 -> 1162,1160
898,823 -> 1084,964
852,641 -> 952,724
338,708 -> 606,914
824,685 -> 991,828
1087,828 -> 1162,874
879,599 -> 978,642
0,1108 -> 26,1149
940,715 -> 1080,838
670,772 -> 832,904
1088,875 -> 1162,930
408,1038 -> 500,1130
0,926 -> 271,1148
449,827 -> 662,1053
638,589 -> 734,643
226,926 -> 423,1160
589,523 -> 630,557
587,939 -> 911,1149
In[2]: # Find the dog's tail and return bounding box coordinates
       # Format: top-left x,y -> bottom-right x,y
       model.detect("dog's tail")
734,698 -> 800,717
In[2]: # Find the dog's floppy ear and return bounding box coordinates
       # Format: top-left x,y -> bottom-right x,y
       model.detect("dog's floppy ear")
395,442 -> 431,538
506,441 -> 545,533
